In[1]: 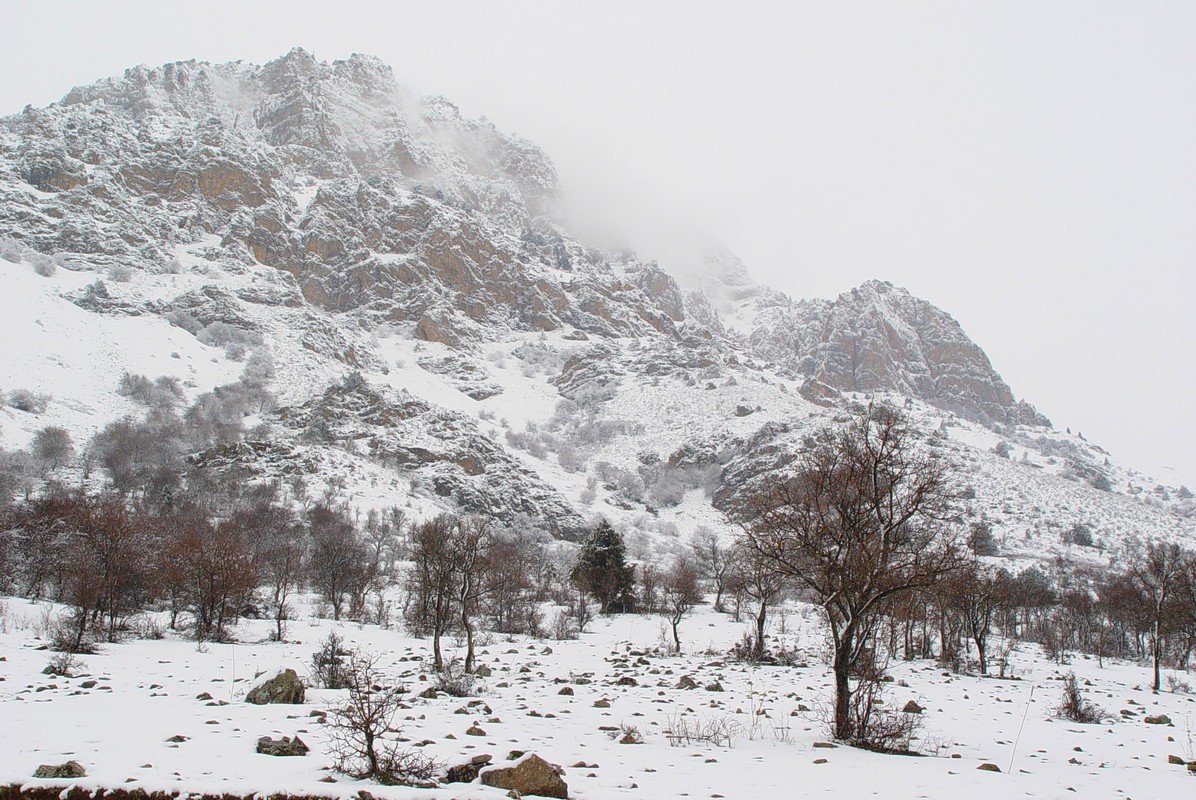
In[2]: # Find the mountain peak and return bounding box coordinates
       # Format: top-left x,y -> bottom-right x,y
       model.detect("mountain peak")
747,277 -> 1049,429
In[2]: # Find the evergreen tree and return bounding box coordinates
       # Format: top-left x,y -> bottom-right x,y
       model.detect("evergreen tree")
571,519 -> 635,613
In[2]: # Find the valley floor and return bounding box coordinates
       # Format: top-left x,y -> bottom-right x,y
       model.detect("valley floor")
1,598 -> 1193,800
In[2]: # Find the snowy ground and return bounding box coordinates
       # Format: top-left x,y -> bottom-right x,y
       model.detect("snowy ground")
2,596 -> 1194,800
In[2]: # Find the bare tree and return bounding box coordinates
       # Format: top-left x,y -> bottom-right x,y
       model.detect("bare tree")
942,561 -> 1010,674
452,516 -> 493,673
406,514 -> 458,671
727,542 -> 788,660
32,426 -> 74,472
257,511 -> 305,641
170,512 -> 259,642
661,555 -> 703,653
691,526 -> 733,612
741,404 -> 963,742
1124,541 -> 1188,691
307,504 -> 366,621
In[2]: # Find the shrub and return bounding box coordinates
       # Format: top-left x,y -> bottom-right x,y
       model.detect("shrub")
326,651 -> 440,786
433,660 -> 481,697
311,632 -> 352,689
31,426 -> 73,470
107,264 -> 133,282
30,253 -> 56,277
1055,672 -> 1104,723
843,678 -> 924,754
664,711 -> 741,748
7,389 -> 51,414
45,651 -> 83,677
549,609 -> 579,640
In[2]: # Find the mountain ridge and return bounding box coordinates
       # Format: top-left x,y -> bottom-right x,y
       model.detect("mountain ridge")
0,50 -> 1189,560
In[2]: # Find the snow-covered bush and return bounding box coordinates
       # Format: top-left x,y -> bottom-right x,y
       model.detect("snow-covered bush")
6,389 -> 51,414
30,253 -> 56,277
107,264 -> 133,282
117,372 -> 185,411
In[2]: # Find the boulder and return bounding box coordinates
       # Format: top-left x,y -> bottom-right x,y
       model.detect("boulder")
246,668 -> 305,705
256,735 -> 309,756
977,763 -> 1001,772
902,700 -> 923,714
33,761 -> 86,779
677,675 -> 698,690
1144,714 -> 1172,725
480,754 -> 568,799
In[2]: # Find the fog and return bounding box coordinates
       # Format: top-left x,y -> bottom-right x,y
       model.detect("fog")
2,1 -> 1193,483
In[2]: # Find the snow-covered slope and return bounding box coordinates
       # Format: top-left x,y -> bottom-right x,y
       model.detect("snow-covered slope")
0,50 -> 1190,563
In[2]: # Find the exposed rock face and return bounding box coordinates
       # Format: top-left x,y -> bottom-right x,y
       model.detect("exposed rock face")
747,280 -> 1050,428
0,49 -> 707,344
277,376 -> 586,536
480,754 -> 568,798
245,668 -> 305,705
417,353 -> 504,400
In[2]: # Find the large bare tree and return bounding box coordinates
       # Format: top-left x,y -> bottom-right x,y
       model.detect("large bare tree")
741,403 -> 962,742
1124,540 -> 1187,691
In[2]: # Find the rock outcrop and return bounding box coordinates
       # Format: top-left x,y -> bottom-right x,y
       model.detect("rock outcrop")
747,280 -> 1049,428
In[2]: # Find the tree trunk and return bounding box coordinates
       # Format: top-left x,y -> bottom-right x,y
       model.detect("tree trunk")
755,601 -> 767,659
672,620 -> 681,654
833,659 -> 852,740
1152,633 -> 1162,692
975,634 -> 987,675
463,611 -> 476,673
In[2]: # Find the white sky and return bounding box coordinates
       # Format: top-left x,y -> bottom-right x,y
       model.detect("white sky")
2,1 -> 1193,484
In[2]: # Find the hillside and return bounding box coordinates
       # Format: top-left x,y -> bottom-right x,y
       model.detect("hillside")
0,48 -> 1191,563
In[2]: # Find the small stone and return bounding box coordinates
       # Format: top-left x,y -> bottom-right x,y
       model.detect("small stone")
977,763 -> 1001,772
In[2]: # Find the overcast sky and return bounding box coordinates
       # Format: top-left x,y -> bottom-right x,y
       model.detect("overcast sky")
2,2 -> 1193,484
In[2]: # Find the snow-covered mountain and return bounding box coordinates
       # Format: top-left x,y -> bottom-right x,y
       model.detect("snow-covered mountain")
0,49 -> 1190,562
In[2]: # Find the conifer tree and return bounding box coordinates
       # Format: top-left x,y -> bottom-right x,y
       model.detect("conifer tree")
571,518 -> 635,613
